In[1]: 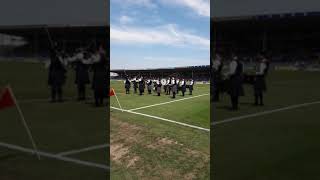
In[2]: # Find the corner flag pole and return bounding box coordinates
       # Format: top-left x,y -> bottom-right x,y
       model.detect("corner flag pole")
112,88 -> 123,112
8,86 -> 41,160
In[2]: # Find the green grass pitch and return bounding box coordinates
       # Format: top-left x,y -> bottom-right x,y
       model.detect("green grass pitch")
213,70 -> 320,180
0,61 -> 108,179
110,80 -> 210,179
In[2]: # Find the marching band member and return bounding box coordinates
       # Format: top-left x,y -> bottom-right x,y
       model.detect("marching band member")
189,79 -> 194,95
180,79 -> 186,96
125,76 -> 131,94
228,56 -> 243,110
254,55 -> 269,106
213,54 -> 224,101
147,79 -> 153,94
171,77 -> 177,98
138,76 -> 145,95
156,79 -> 162,96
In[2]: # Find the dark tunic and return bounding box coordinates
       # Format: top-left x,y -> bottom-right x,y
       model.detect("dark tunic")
172,80 -> 177,93
254,61 -> 269,93
125,79 -> 131,89
228,61 -> 243,97
91,55 -> 107,97
156,82 -> 162,93
214,61 -> 224,91
181,81 -> 186,92
139,80 -> 145,92
74,61 -> 90,85
133,80 -> 138,89
48,58 -> 66,87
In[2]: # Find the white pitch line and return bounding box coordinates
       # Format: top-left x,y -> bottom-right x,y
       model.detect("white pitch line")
57,144 -> 109,156
111,106 -> 209,132
212,101 -> 320,126
0,142 -> 109,170
128,93 -> 209,111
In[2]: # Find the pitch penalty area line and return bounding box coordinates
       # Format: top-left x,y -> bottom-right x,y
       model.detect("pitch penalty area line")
0,142 -> 109,170
212,101 -> 320,126
128,93 -> 209,111
111,106 -> 210,132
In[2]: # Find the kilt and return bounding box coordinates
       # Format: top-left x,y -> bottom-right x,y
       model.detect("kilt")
139,84 -> 145,92
181,86 -> 186,92
157,86 -> 162,93
147,85 -> 152,91
172,84 -> 177,93
254,75 -> 266,93
228,75 -> 242,97
189,85 -> 194,91
125,83 -> 131,89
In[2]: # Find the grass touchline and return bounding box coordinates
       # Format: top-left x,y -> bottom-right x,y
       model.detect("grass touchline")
212,100 -> 320,126
111,106 -> 210,132
128,93 -> 210,111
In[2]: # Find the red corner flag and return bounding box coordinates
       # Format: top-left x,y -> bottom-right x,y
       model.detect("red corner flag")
0,86 -> 15,110
0,85 -> 40,159
109,88 -> 123,111
109,88 -> 115,97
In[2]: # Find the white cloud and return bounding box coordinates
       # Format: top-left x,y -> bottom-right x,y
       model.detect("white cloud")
112,0 -> 157,8
112,0 -> 209,17
119,15 -> 134,24
110,24 -> 209,50
160,0 -> 210,17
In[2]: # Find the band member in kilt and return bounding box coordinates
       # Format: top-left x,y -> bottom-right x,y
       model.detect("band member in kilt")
171,77 -> 177,98
228,56 -> 243,110
132,77 -> 138,94
156,79 -> 162,96
91,46 -> 108,107
147,79 -> 153,94
153,79 -> 157,92
48,48 -> 67,103
253,55 -> 269,106
180,79 -> 187,96
138,77 -> 145,95
166,78 -> 171,95
125,76 -> 131,94
213,54 -> 224,101
74,55 -> 90,101
67,49 -> 90,101
189,79 -> 194,95
176,78 -> 180,94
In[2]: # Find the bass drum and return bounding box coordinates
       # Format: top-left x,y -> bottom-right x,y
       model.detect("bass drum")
161,79 -> 166,85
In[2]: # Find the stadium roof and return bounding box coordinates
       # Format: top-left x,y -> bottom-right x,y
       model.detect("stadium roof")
212,0 -> 320,20
0,0 -> 108,27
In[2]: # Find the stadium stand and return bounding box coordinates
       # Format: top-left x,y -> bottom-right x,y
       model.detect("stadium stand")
212,12 -> 320,71
111,65 -> 210,82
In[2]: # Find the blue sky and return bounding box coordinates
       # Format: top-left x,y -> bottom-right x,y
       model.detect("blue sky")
110,0 -> 210,70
